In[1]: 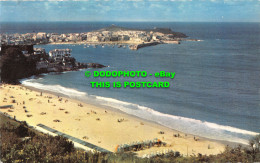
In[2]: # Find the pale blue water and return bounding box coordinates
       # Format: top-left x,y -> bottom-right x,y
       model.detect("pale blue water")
2,22 -> 259,144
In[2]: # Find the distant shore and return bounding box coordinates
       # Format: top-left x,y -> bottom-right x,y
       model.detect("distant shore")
2,25 -> 191,50
0,84 -> 238,157
47,40 -> 181,50
48,41 -> 141,45
47,39 -> 199,46
47,40 -> 185,45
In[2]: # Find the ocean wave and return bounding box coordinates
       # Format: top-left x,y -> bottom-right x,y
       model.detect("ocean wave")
93,95 -> 258,144
95,96 -> 132,106
203,122 -> 258,136
137,105 -> 258,136
21,79 -> 86,97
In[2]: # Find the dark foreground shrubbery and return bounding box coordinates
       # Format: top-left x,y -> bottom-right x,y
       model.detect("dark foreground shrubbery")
1,120 -> 260,163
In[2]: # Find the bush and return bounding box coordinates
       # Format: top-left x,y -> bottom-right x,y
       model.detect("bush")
14,124 -> 29,137
1,121 -> 260,163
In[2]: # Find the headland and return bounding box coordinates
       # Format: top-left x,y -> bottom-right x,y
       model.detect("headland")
0,25 -> 195,50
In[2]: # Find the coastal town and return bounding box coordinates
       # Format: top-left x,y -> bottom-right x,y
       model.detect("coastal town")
0,25 -> 188,50
0,25 -> 190,84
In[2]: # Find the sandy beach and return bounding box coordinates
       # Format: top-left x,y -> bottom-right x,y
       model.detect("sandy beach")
0,84 -> 228,157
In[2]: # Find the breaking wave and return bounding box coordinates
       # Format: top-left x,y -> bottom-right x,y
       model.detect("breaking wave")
21,79 -> 86,97
93,96 -> 258,144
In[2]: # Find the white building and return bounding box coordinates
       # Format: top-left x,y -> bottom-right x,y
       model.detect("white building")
36,32 -> 47,40
49,49 -> 71,58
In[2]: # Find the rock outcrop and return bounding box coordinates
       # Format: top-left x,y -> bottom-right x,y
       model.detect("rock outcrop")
0,45 -> 106,84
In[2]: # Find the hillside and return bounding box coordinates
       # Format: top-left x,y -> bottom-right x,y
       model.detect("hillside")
95,25 -> 188,38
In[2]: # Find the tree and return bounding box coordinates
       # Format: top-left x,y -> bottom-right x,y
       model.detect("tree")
0,47 -> 36,84
249,134 -> 260,160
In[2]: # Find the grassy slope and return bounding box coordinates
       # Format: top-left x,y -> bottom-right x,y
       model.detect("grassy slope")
0,113 -> 259,163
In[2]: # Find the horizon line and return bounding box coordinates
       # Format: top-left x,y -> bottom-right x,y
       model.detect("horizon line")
1,20 -> 260,23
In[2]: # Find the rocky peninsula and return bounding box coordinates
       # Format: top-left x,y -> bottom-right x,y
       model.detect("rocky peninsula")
1,25 -> 190,50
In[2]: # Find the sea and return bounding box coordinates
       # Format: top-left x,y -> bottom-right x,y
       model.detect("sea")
1,22 -> 260,144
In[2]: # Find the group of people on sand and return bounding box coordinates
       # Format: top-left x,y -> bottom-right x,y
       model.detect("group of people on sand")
117,118 -> 124,122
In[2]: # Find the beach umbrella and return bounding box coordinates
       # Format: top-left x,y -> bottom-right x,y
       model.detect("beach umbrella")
114,145 -> 119,152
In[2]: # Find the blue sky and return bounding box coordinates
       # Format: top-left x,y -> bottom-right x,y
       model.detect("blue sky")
0,0 -> 259,22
